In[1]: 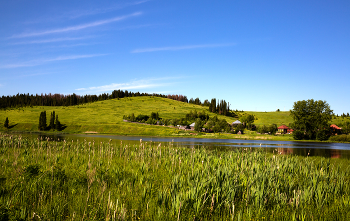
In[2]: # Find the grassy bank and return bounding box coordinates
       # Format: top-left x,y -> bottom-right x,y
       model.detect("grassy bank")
1,135 -> 350,220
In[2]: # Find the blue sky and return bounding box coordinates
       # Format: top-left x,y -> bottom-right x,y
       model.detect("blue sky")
1,0 -> 349,114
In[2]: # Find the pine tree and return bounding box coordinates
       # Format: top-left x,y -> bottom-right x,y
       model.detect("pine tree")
55,115 -> 61,131
4,117 -> 9,129
50,111 -> 55,129
38,111 -> 47,131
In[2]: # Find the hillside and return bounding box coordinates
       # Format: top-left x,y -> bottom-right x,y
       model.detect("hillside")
1,96 -> 347,140
0,96 -> 237,136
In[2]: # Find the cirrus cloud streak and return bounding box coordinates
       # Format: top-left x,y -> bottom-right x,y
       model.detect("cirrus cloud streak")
11,12 -> 142,38
0,54 -> 108,69
131,43 -> 236,53
75,77 -> 178,94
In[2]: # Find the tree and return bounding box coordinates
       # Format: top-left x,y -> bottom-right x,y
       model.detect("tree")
50,111 -> 55,129
38,111 -> 47,131
55,115 -> 62,131
194,118 -> 204,132
4,117 -> 9,129
239,114 -> 254,127
290,99 -> 333,140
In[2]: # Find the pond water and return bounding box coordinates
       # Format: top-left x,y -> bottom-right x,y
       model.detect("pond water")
11,132 -> 350,159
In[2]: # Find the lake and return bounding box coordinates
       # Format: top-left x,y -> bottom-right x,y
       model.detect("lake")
12,132 -> 350,158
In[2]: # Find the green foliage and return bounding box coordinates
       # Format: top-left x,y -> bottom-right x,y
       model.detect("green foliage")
150,112 -> 159,120
55,115 -> 62,131
38,111 -> 47,131
49,111 -> 55,129
293,130 -> 305,140
329,134 -> 350,142
194,118 -> 204,132
256,124 -> 277,134
240,114 -> 255,126
290,99 -> 333,140
316,128 -> 331,141
135,114 -> 149,122
1,135 -> 350,220
3,117 -> 9,129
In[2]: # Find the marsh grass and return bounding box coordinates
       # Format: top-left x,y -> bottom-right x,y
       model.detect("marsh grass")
1,134 -> 350,220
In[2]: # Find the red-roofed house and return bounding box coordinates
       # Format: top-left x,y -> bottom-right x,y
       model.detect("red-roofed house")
330,124 -> 341,135
278,125 -> 290,134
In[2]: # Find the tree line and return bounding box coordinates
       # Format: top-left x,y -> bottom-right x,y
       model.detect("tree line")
1,90 -> 233,117
0,90 -> 171,108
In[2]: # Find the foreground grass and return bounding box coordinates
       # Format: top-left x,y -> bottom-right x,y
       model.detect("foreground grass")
1,135 -> 350,220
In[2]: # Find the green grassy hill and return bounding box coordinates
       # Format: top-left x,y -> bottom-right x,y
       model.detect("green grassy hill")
238,111 -> 293,126
0,96 -> 238,136
1,96 -> 346,139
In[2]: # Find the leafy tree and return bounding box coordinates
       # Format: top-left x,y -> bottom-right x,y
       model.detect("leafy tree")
194,118 -> 204,132
240,114 -> 254,127
316,128 -> 331,141
150,112 -> 159,120
205,120 -> 215,131
293,130 -> 305,140
290,99 -> 333,140
268,124 -> 278,135
4,117 -> 9,129
136,114 -> 149,122
257,125 -> 268,134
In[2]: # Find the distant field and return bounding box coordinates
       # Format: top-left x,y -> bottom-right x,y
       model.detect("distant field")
0,97 -> 237,136
0,97 -> 346,140
242,111 -> 293,126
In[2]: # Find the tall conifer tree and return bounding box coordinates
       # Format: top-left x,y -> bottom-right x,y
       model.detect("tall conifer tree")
50,111 -> 55,129
55,115 -> 61,131
4,117 -> 9,129
38,111 -> 47,131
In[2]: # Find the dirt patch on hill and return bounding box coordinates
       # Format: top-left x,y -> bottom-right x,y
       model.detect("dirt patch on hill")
84,131 -> 98,134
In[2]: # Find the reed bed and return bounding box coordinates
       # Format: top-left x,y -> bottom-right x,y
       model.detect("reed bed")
0,134 -> 350,220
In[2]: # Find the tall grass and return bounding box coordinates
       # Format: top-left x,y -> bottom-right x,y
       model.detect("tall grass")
0,134 -> 350,220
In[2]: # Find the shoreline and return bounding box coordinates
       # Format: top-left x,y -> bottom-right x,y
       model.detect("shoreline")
2,129 -> 349,144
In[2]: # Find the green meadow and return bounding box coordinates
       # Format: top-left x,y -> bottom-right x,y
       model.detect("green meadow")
0,96 -> 346,141
1,135 -> 350,220
0,96 -> 231,136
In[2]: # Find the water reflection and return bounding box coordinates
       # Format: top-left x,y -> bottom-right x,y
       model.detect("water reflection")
13,132 -> 350,159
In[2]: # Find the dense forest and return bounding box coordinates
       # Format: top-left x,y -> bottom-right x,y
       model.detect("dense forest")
0,90 -> 233,116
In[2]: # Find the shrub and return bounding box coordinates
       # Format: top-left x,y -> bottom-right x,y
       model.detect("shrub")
316,129 -> 330,141
293,130 -> 304,140
329,134 -> 350,142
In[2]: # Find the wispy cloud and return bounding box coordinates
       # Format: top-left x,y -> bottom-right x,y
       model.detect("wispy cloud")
76,77 -> 175,93
131,43 -> 236,53
11,12 -> 142,38
10,36 -> 94,45
0,54 -> 108,69
67,1 -> 149,19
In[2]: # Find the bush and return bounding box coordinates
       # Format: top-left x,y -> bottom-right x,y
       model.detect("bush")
329,134 -> 350,142
136,114 -> 149,122
316,129 -> 330,141
293,130 -> 305,140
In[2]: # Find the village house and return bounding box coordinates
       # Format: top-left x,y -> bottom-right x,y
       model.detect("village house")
330,124 -> 341,135
189,122 -> 195,130
277,125 -> 294,134
232,120 -> 241,126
